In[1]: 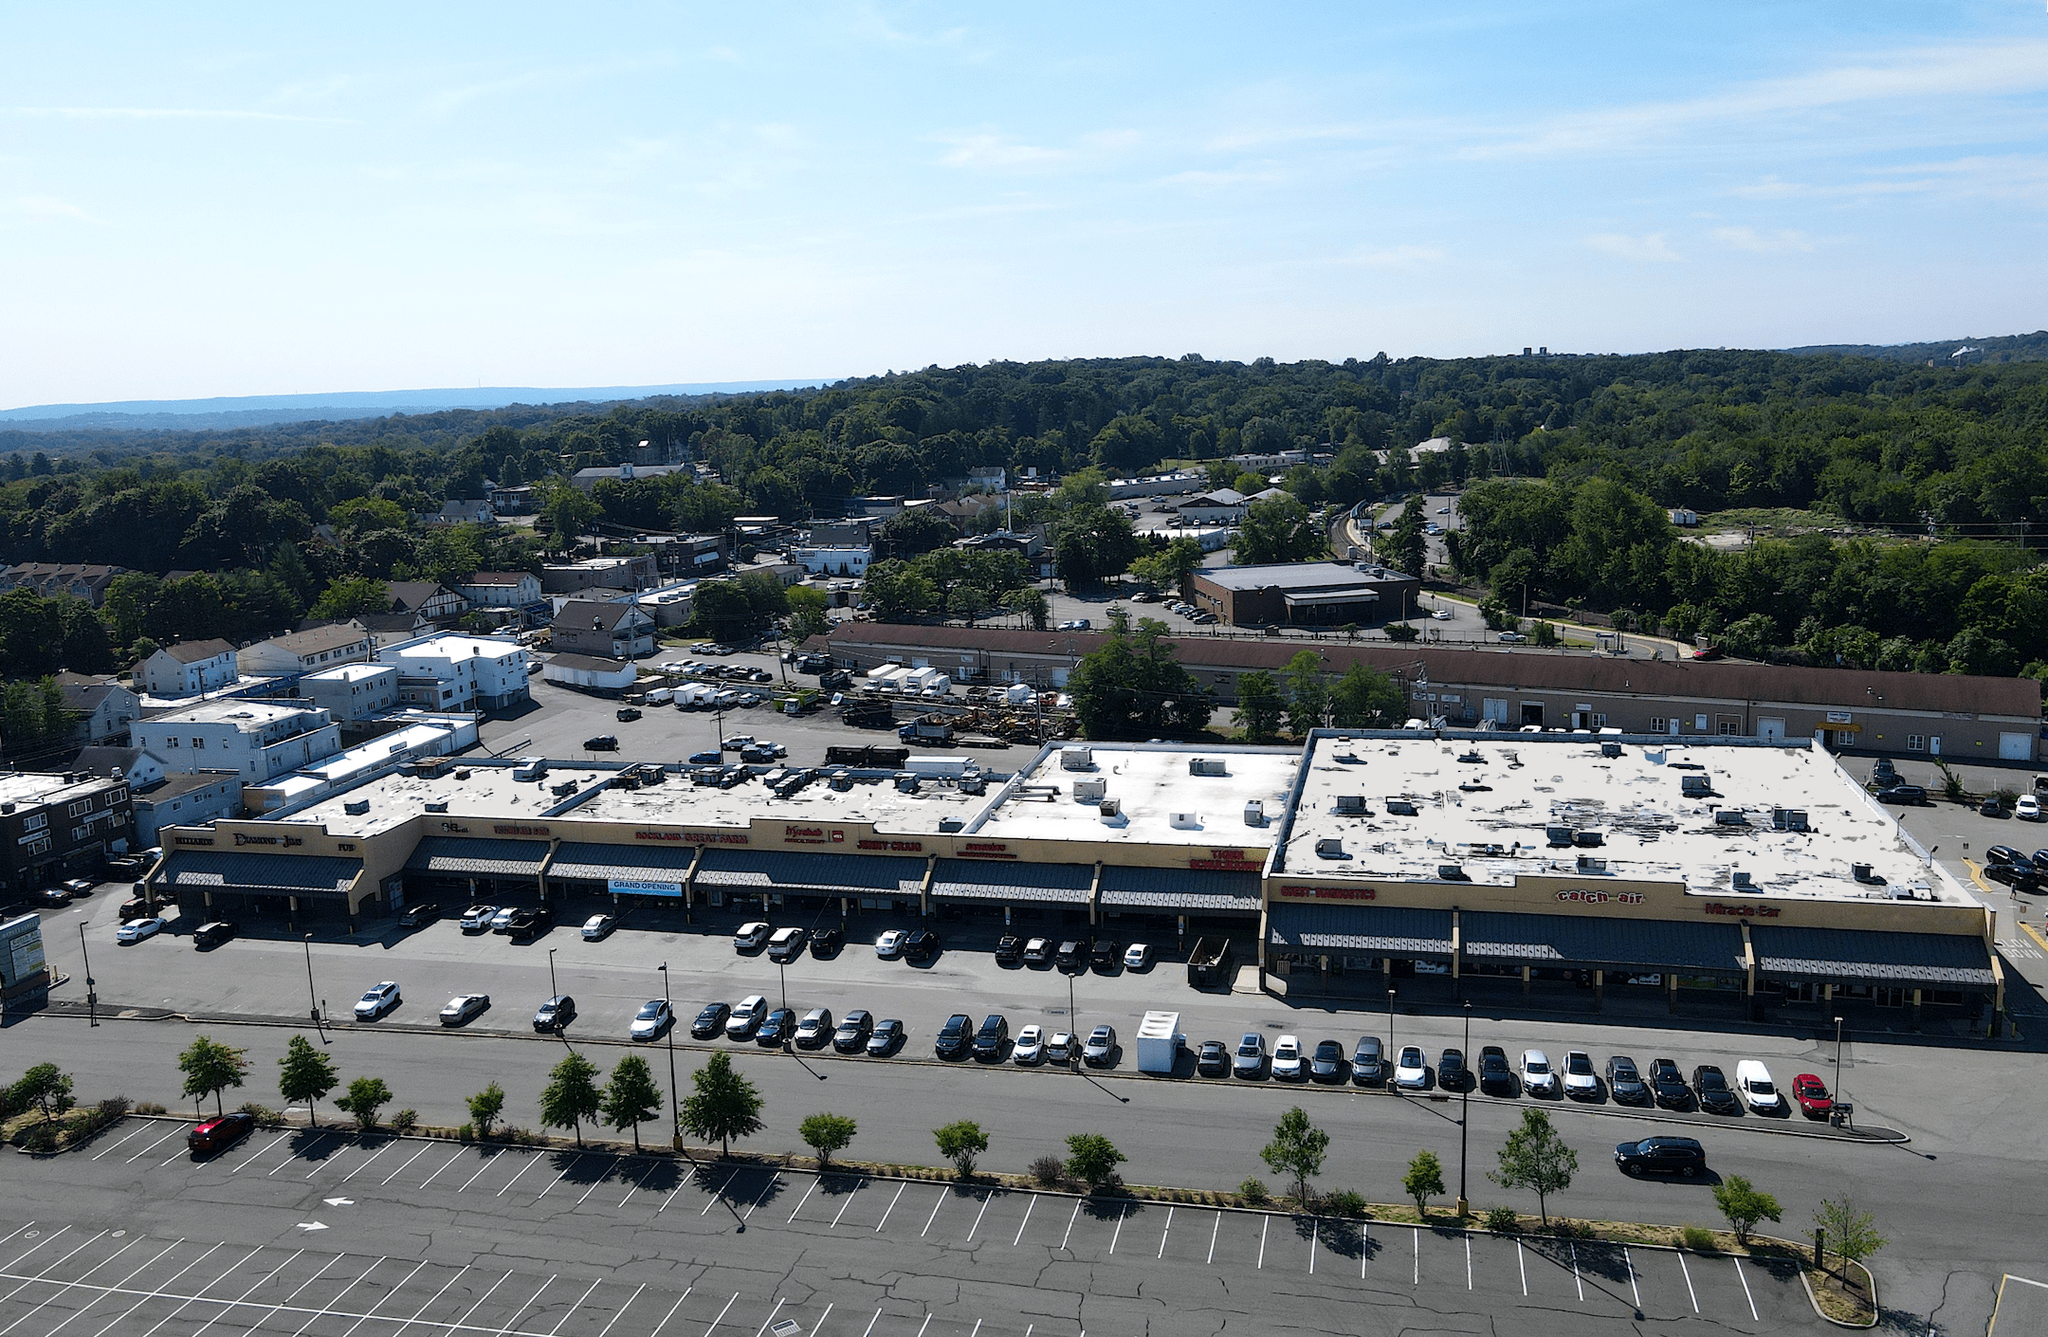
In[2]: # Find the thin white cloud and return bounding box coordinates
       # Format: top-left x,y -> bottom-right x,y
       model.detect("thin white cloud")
1712,226 -> 1814,253
935,133 -> 1069,170
1731,154 -> 2048,207
1,195 -> 102,224
1337,244 -> 1444,267
5,106 -> 349,124
1584,232 -> 1684,263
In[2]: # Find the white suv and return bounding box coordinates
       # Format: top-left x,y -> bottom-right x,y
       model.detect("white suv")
354,981 -> 400,1020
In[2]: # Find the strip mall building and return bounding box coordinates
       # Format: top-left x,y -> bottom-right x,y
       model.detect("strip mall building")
152,729 -> 2011,1035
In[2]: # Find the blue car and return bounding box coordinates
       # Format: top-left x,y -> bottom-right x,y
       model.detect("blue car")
688,750 -> 722,765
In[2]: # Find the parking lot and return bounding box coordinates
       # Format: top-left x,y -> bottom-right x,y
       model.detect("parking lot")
0,1116 -> 1824,1336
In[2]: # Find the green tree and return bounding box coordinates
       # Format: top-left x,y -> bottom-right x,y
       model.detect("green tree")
177,1037 -> 249,1117
539,1051 -> 604,1147
277,1035 -> 338,1127
1232,497 -> 1324,566
874,508 -> 958,560
1051,505 -> 1141,590
1814,1196 -> 1886,1270
600,1055 -> 664,1152
1000,586 -> 1049,631
334,1076 -> 391,1130
681,1051 -> 764,1156
1712,1175 -> 1782,1246
1232,669 -> 1284,742
1064,1133 -> 1126,1192
1404,1149 -> 1446,1219
10,1063 -> 74,1125
784,585 -> 832,643
1260,1106 -> 1330,1206
1129,537 -> 1203,593
799,1112 -> 858,1166
310,575 -> 391,621
933,1119 -> 989,1177
1489,1108 -> 1578,1224
540,483 -> 601,553
1283,650 -> 1328,736
1329,662 -> 1405,728
467,1082 -> 506,1140
1066,619 -> 1214,739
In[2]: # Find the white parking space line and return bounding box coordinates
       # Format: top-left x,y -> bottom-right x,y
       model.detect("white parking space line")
135,1244 -> 263,1337
226,1130 -> 291,1173
742,1176 -> 778,1221
304,1144 -> 351,1178
1210,1214 -> 1220,1267
1516,1239 -> 1528,1295
459,1153 -> 508,1193
1677,1250 -> 1699,1313
806,1302 -> 833,1336
381,1142 -> 435,1186
497,1153 -> 547,1198
43,1238 -> 181,1337
702,1291 -> 739,1337
0,1230 -> 93,1310
920,1188 -> 945,1238
126,1128 -> 183,1164
335,1258 -> 429,1337
0,1237 -> 140,1337
1108,1203 -> 1128,1255
279,1256 -> 380,1337
619,1160 -> 661,1208
1412,1227 -> 1419,1286
260,1252 -> 344,1325
1359,1222 -> 1369,1280
387,1261 -> 469,1337
699,1171 -> 739,1216
85,1242 -> 226,1337
1012,1194 -> 1036,1247
443,1269 -> 517,1337
1157,1207 -> 1173,1259
1625,1248 -> 1640,1312
593,1281 -> 646,1337
874,1182 -> 907,1234
1305,1219 -> 1314,1275
785,1177 -> 819,1223
0,1228 -> 54,1274
536,1157 -> 583,1201
417,1148 -> 468,1189
914,1316 -> 931,1337
89,1125 -> 150,1160
1569,1242 -> 1583,1302
494,1274 -> 556,1337
268,1134 -> 329,1176
965,1191 -> 992,1242
338,1143 -> 391,1183
830,1181 -> 864,1229
1465,1233 -> 1472,1289
185,1248 -> 304,1337
646,1288 -> 691,1337
1256,1216 -> 1267,1271
749,1298 -> 785,1337
546,1277 -> 604,1336
1060,1200 -> 1081,1252
1733,1256 -> 1759,1321
858,1308 -> 882,1337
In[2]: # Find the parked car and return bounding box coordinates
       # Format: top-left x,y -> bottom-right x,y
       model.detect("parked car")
1606,1056 -> 1650,1105
1498,631 -> 1527,643
440,993 -> 490,1027
1056,939 -> 1088,971
691,1002 -> 731,1039
115,917 -> 165,944
766,927 -> 808,962
399,902 -> 440,928
1615,1136 -> 1706,1178
1123,942 -> 1153,971
1393,1046 -> 1430,1090
866,1018 -> 905,1056
1792,1073 -> 1835,1119
459,904 -> 498,932
1649,1057 -> 1693,1109
1022,937 -> 1054,966
188,1111 -> 257,1156
875,929 -> 907,958
583,735 -> 619,751
733,921 -> 772,950
1082,1025 -> 1118,1068
581,913 -> 617,941
1875,784 -> 1928,805
193,920 -> 237,949
1479,1045 -> 1514,1095
1691,1064 -> 1742,1114
624,999 -> 671,1041
615,707 -> 642,722
1044,1030 -> 1075,1064
533,995 -> 576,1031
724,995 -> 767,1040
972,1014 -> 1009,1061
688,750 -> 722,765
994,935 -> 1023,964
1233,1032 -> 1268,1079
1519,1049 -> 1559,1097
1271,1035 -> 1305,1081
1309,1039 -> 1347,1083
354,981 -> 401,1020
1986,845 -> 2025,866
1437,1047 -> 1469,1091
901,929 -> 939,961
62,878 -> 95,897
810,927 -> 844,957
1351,1035 -> 1386,1086
1196,1039 -> 1230,1078
2017,794 -> 2043,821
1981,796 -> 2009,818
1089,938 -> 1123,971
487,907 -> 519,934
1013,1024 -> 1046,1064
1735,1059 -> 1783,1113
935,1013 -> 974,1060
794,1008 -> 834,1049
1562,1050 -> 1600,1099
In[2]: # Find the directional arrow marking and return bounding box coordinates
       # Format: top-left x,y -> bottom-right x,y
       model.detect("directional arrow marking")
322,1198 -> 354,1207
295,1222 -> 328,1232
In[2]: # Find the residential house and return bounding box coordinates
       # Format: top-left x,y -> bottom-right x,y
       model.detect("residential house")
299,663 -> 400,722
138,639 -> 239,698
236,622 -> 374,678
489,484 -> 535,514
459,571 -> 544,608
376,633 -> 532,711
0,563 -> 129,607
55,672 -> 138,746
132,700 -> 343,784
541,555 -> 658,594
74,746 -> 166,789
551,601 -> 657,660
420,499 -> 496,526
353,611 -> 435,646
384,581 -> 468,624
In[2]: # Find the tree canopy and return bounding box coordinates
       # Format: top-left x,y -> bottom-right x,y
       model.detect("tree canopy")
1066,618 -> 1214,739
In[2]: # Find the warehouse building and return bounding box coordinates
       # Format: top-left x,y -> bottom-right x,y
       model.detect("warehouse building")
1191,561 -> 1425,627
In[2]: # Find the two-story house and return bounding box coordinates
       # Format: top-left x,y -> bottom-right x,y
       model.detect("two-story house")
376,633 -> 531,711
55,672 -> 139,746
551,601 -> 657,659
384,582 -> 469,625
138,639 -> 240,698
459,571 -> 544,608
0,563 -> 129,607
236,622 -> 374,679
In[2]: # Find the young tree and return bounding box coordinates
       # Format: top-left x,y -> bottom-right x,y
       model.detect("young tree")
10,1064 -> 74,1125
1489,1108 -> 1578,1224
1231,497 -> 1324,566
539,1052 -> 604,1147
1814,1197 -> 1886,1272
1713,1176 -> 1782,1247
467,1082 -> 506,1140
1260,1106 -> 1330,1206
1064,1133 -> 1126,1193
333,1076 -> 391,1131
1404,1150 -> 1446,1219
178,1037 -> 250,1117
1328,661 -> 1404,727
601,1055 -> 663,1152
933,1120 -> 989,1177
681,1052 -> 764,1156
277,1034 -> 338,1127
1232,670 -> 1284,742
1283,650 -> 1328,737
784,585 -> 832,643
799,1112 -> 858,1167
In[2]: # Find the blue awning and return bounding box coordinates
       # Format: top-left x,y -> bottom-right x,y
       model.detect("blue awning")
1098,865 -> 1260,914
1751,925 -> 1996,987
930,859 -> 1094,904
1461,912 -> 1745,974
1266,904 -> 1454,957
696,850 -> 924,895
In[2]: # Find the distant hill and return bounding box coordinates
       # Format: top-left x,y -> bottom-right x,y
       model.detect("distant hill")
0,380 -> 827,432
1783,331 -> 2048,366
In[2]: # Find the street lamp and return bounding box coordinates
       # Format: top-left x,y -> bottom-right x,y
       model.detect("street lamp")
1457,1000 -> 1472,1215
658,963 -> 679,1143
1069,965 -> 1079,1072
1833,1015 -> 1845,1106
1386,987 -> 1397,1072
77,923 -> 96,1029
547,947 -> 559,1001
302,933 -> 321,1033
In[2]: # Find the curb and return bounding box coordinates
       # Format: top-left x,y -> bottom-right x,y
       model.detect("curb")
1798,1257 -> 1879,1328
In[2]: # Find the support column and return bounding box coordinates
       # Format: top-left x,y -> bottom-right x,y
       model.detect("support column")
1592,968 -> 1604,1010
1668,972 -> 1678,1014
1911,987 -> 1923,1031
1520,965 -> 1530,997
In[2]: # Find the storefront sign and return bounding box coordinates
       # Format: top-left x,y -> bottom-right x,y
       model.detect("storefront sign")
959,841 -> 1017,860
685,831 -> 749,845
493,824 -> 549,837
234,833 -> 304,847
608,878 -> 682,898
1278,884 -> 1377,901
634,830 -> 682,842
1191,848 -> 1262,872
1704,901 -> 1781,918
173,835 -> 215,846
0,915 -> 46,988
1554,889 -> 1644,906
859,839 -> 924,852
782,825 -> 844,845
1825,711 -> 1853,724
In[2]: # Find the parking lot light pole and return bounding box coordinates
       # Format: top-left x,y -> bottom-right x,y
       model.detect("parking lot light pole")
1386,987 -> 1397,1077
1068,967 -> 1079,1072
1833,1015 -> 1845,1103
78,923 -> 96,1028
303,933 -> 322,1036
659,963 -> 679,1143
548,947 -> 559,1001
1457,1001 -> 1471,1215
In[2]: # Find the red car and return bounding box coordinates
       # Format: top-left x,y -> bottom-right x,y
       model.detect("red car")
187,1111 -> 257,1156
1792,1073 -> 1834,1119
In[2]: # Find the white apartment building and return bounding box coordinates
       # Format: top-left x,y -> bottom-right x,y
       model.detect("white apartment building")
237,623 -> 374,678
138,639 -> 240,697
792,545 -> 873,578
376,633 -> 531,712
132,700 -> 343,783
458,571 -> 544,608
300,663 -> 401,722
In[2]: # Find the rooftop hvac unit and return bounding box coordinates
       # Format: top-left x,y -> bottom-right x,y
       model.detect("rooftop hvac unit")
1731,871 -> 1753,890
1243,800 -> 1265,827
829,770 -> 854,791
1060,746 -> 1094,771
1573,831 -> 1604,847
1334,794 -> 1367,815
1575,855 -> 1608,873
1385,798 -> 1418,816
1074,776 -> 1107,801
1315,837 -> 1345,858
1600,741 -> 1623,758
1437,863 -> 1469,881
1680,774 -> 1712,797
1169,811 -> 1201,829
1715,809 -> 1749,826
1546,825 -> 1576,848
1099,797 -> 1122,818
959,773 -> 986,795
1772,808 -> 1810,832
424,801 -> 449,813
1188,757 -> 1227,776
454,768 -> 471,780
1851,862 -> 1882,884
938,817 -> 964,833
344,799 -> 370,815
895,775 -> 920,792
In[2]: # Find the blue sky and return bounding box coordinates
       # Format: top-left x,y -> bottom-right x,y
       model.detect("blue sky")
4,3 -> 2045,406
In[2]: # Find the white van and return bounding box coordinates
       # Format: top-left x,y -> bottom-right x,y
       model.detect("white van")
1734,1060 -> 1782,1113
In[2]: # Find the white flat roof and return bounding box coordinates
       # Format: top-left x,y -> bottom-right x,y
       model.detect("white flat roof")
1279,733 -> 1968,905
969,743 -> 1302,849
288,761 -> 615,837
574,768 -> 986,833
142,699 -> 321,726
303,663 -> 392,683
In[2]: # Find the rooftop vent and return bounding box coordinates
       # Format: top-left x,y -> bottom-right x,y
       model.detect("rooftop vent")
1243,800 -> 1265,827
343,799 -> 370,815
1098,797 -> 1122,818
1074,776 -> 1107,802
454,768 -> 471,780
1188,757 -> 1227,776
1169,811 -> 1201,829
1457,750 -> 1484,764
1334,794 -> 1367,815
1059,746 -> 1094,771
938,817 -> 964,833
1546,825 -> 1576,848
1851,862 -> 1886,885
1385,798 -> 1418,816
1575,855 -> 1608,873
1573,831 -> 1604,847
1314,837 -> 1345,859
1599,741 -> 1623,758
1437,863 -> 1469,881
424,801 -> 448,813
1715,809 -> 1749,826
1681,774 -> 1712,797
1731,871 -> 1754,890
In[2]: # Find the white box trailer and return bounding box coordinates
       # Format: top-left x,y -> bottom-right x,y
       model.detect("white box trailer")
904,755 -> 975,780
1136,1010 -> 1183,1074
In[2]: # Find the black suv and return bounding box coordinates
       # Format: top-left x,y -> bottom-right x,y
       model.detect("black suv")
584,735 -> 619,751
935,1013 -> 973,1060
901,928 -> 939,961
1437,1047 -> 1470,1092
972,1013 -> 1009,1061
1649,1057 -> 1693,1109
994,935 -> 1023,965
505,906 -> 552,939
398,902 -> 439,928
809,927 -> 844,958
1055,939 -> 1087,972
1478,1045 -> 1514,1095
1691,1064 -> 1742,1115
691,1002 -> 731,1039
1615,1136 -> 1706,1178
1875,784 -> 1927,805
1090,939 -> 1123,971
